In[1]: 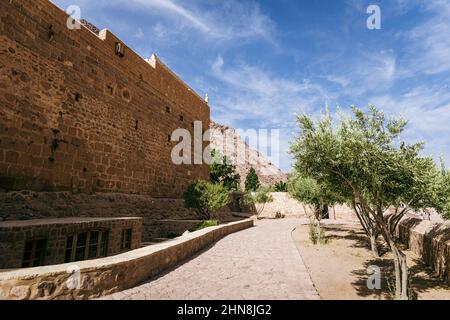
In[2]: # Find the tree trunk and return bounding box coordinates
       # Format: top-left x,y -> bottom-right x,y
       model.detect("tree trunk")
389,238 -> 409,300
369,231 -> 380,258
316,219 -> 321,244
257,203 -> 266,219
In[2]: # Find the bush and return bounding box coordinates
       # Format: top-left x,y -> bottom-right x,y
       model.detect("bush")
308,220 -> 318,244
184,180 -> 230,220
272,181 -> 288,192
191,220 -> 220,232
308,219 -> 328,245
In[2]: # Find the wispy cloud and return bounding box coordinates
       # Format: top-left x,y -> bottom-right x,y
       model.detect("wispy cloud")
126,0 -> 211,33
401,0 -> 450,75
210,55 -> 335,172
369,85 -> 450,163
57,0 -> 276,43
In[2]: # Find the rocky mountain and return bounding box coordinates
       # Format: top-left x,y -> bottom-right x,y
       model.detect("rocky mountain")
210,121 -> 288,188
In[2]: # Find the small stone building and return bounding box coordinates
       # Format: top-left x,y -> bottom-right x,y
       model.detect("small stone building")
0,217 -> 142,269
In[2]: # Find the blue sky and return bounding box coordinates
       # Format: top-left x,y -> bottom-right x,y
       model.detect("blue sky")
52,0 -> 450,172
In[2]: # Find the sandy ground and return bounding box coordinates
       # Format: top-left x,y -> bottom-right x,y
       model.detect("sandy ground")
292,221 -> 450,300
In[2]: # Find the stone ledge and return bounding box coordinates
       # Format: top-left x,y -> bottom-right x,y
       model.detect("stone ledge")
0,218 -> 254,300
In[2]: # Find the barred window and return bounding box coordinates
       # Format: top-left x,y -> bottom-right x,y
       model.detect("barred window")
65,230 -> 109,263
121,228 -> 132,250
22,239 -> 47,268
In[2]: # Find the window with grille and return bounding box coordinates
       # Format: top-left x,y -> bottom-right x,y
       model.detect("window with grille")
121,228 -> 132,250
22,239 -> 47,268
65,230 -> 109,263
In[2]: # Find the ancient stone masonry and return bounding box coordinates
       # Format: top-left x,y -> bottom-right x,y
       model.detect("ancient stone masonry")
0,217 -> 142,269
0,0 -> 210,198
0,0 -> 216,271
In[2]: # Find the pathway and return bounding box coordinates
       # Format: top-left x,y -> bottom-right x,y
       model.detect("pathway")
104,219 -> 319,300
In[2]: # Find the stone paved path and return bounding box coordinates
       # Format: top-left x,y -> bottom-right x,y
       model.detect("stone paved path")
104,219 -> 320,300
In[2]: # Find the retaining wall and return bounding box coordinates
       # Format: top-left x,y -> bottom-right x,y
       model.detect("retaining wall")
396,216 -> 450,285
0,218 -> 254,300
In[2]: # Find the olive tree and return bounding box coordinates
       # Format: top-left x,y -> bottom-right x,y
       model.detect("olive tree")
290,105 -> 444,299
244,186 -> 274,218
436,159 -> 450,220
288,173 -> 343,244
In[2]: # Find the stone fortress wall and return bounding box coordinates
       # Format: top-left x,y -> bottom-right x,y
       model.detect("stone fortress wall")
0,0 -> 215,269
0,0 -> 209,199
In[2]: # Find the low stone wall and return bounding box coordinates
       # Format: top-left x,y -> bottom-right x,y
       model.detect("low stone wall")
0,218 -> 254,300
256,192 -> 306,218
396,217 -> 450,285
256,192 -> 357,220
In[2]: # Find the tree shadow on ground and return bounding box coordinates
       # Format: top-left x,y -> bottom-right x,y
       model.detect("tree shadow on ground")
321,223 -> 449,299
408,257 -> 450,295
322,224 -> 389,255
350,258 -> 392,300
349,241 -> 448,299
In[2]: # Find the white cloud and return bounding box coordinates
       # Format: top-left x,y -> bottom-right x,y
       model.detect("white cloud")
369,86 -> 450,164
128,0 -> 211,33
133,28 -> 145,38
58,0 -> 276,43
210,56 -> 335,172
326,75 -> 350,88
401,0 -> 450,75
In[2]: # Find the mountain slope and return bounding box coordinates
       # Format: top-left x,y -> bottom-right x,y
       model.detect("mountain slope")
210,121 -> 288,187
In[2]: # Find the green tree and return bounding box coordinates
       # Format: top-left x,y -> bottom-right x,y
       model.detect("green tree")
244,186 -> 274,218
435,159 -> 450,220
288,173 -> 343,243
184,180 -> 230,220
245,167 -> 260,192
210,149 -> 240,191
290,105 -> 445,299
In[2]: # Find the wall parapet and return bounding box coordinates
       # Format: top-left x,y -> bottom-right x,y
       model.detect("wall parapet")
0,218 -> 254,300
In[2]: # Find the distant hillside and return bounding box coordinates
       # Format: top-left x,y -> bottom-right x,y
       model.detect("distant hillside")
210,121 -> 288,188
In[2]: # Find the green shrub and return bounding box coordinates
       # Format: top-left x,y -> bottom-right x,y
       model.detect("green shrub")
308,220 -> 318,245
272,181 -> 288,192
165,232 -> 181,239
191,220 -> 220,232
308,219 -> 328,245
184,180 -> 230,220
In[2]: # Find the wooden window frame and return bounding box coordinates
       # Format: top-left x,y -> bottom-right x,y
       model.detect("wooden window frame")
121,228 -> 133,251
65,230 -> 109,263
22,239 -> 47,268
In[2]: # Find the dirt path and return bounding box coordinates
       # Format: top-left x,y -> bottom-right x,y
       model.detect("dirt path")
292,221 -> 450,300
